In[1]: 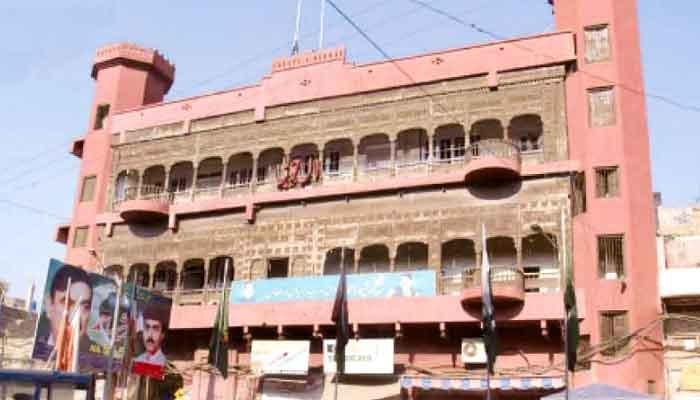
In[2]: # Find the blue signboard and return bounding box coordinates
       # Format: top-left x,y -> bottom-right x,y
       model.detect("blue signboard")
231,270 -> 436,304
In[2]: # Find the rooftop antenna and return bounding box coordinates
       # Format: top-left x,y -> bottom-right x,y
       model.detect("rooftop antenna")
292,0 -> 304,55
319,0 -> 326,49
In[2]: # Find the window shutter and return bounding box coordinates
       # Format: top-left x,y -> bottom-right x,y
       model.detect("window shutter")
610,168 -> 619,196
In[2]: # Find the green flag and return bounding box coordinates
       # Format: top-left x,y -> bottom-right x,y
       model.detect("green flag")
564,249 -> 580,372
208,287 -> 229,378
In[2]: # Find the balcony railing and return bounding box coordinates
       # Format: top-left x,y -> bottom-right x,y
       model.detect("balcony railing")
112,139 -> 525,209
461,265 -> 525,305
465,139 -> 520,162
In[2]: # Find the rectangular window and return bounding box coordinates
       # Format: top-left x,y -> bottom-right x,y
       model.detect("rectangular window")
572,172 -> 587,215
584,25 -> 611,63
600,311 -> 629,356
79,176 -> 97,202
72,226 -> 89,248
595,167 -> 619,198
268,258 -> 289,278
598,235 -> 624,279
588,87 -> 616,127
94,104 -> 110,130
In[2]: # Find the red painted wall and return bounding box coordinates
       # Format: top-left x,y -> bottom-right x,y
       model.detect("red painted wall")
552,0 -> 662,393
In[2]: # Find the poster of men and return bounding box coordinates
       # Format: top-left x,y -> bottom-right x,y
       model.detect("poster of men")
128,284 -> 173,380
32,259 -> 173,380
32,259 -> 128,371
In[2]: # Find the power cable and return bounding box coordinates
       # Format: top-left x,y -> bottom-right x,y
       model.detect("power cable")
406,0 -> 700,114
169,0 -> 398,98
0,197 -> 68,221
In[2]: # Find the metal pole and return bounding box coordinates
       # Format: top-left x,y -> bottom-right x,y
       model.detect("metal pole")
319,0 -> 326,49
334,248 -> 345,400
104,280 -> 123,400
561,207 -> 569,400
292,0 -> 304,55
120,283 -> 138,400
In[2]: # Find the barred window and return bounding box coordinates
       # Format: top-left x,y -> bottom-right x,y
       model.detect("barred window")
600,311 -> 629,356
80,175 -> 97,202
588,87 -> 616,127
584,25 -> 612,63
595,167 -> 619,198
598,235 -> 624,278
72,226 -> 89,248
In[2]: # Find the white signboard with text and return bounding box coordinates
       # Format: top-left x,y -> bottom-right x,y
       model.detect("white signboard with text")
251,340 -> 310,375
323,338 -> 394,374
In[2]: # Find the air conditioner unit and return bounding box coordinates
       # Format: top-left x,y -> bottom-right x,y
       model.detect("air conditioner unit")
461,338 -> 487,364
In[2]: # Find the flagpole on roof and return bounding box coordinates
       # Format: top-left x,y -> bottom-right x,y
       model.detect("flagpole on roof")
292,0 -> 304,55
319,0 -> 326,49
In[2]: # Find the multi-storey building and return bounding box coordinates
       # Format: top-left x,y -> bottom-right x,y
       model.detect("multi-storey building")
657,205 -> 700,400
55,0 -> 662,398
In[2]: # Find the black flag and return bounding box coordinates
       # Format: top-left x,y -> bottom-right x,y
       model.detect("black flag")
564,244 -> 580,372
331,250 -> 350,375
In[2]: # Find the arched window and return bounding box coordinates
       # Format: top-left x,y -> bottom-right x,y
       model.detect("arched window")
396,129 -> 429,166
395,242 -> 428,271
227,153 -> 254,187
433,124 -> 466,162
522,234 -> 558,292
128,264 -> 150,288
181,259 -> 205,290
323,139 -> 354,177
153,261 -> 177,291
358,244 -> 390,273
358,134 -> 391,171
257,148 -> 285,184
508,114 -> 543,152
323,248 -> 355,275
441,239 -> 476,294
208,257 -> 234,288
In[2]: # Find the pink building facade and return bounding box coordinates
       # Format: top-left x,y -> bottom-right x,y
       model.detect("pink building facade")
56,1 -> 662,398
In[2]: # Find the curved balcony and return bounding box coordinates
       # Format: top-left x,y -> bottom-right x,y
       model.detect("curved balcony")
464,139 -> 521,184
117,186 -> 170,223
460,266 -> 525,306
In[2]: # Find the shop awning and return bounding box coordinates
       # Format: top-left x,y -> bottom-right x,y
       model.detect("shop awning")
400,375 -> 564,392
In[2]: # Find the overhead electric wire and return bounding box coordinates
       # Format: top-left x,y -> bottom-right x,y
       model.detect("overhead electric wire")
169,0 -> 399,98
406,0 -> 700,114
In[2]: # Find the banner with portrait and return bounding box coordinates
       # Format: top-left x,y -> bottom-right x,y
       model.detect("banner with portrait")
32,259 -> 129,372
126,284 -> 173,380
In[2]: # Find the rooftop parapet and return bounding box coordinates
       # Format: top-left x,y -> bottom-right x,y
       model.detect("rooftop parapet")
91,42 -> 175,89
271,47 -> 346,72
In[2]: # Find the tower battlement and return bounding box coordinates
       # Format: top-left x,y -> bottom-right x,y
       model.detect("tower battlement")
91,42 -> 175,89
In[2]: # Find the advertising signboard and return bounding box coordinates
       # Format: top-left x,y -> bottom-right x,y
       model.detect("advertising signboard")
127,284 -> 173,380
251,340 -> 310,375
323,338 -> 394,374
232,270 -> 435,304
32,259 -> 128,372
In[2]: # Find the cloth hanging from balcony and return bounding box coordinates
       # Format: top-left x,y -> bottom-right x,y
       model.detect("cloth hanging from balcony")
278,157 -> 321,190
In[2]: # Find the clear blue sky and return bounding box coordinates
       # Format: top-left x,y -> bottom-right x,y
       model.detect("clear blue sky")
0,0 -> 697,298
